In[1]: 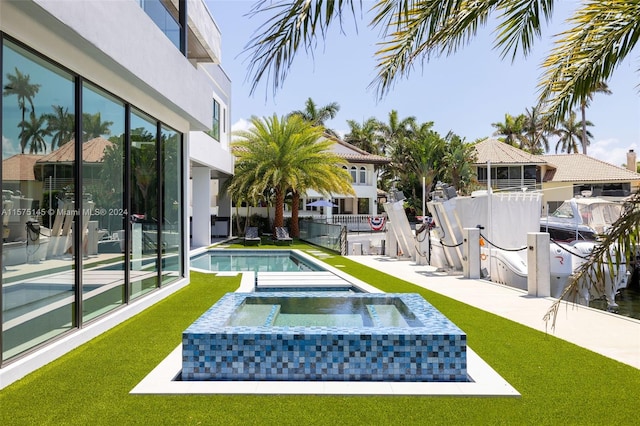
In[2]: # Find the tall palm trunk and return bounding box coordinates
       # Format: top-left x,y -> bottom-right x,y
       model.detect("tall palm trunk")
581,102 -> 588,155
291,191 -> 300,237
274,188 -> 285,230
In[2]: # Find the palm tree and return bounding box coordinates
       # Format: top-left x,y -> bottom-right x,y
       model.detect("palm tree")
232,114 -> 354,236
441,133 -> 477,193
555,111 -> 593,154
491,113 -> 528,149
387,121 -> 444,213
45,105 -> 75,149
19,112 -> 51,154
3,67 -> 41,153
579,82 -> 611,155
288,97 -> 340,139
377,110 -> 416,156
82,112 -> 113,141
344,117 -> 382,155
523,106 -> 552,154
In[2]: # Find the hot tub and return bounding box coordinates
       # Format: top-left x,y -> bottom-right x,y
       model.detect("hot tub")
182,292 -> 467,382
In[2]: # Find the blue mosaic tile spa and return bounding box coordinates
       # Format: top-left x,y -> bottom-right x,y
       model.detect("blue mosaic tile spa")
182,292 -> 467,382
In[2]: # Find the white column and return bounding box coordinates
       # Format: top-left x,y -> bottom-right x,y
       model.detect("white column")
385,224 -> 397,259
527,232 -> 551,297
463,228 -> 481,279
191,167 -> 211,247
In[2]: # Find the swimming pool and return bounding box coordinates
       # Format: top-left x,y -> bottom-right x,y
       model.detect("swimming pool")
190,249 -> 324,273
182,292 -> 468,382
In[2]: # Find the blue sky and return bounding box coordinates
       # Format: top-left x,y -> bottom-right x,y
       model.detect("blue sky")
207,1 -> 639,167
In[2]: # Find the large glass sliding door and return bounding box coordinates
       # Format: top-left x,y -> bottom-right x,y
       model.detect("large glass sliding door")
129,109 -> 159,299
2,40 -> 76,359
1,37 -> 185,364
81,83 -> 126,321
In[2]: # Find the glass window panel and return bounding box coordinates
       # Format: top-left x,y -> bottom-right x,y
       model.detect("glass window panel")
160,125 -> 182,284
508,166 -> 522,179
359,167 -> 366,184
211,99 -> 220,141
350,167 -> 357,182
2,40 -> 75,360
524,165 -> 536,180
129,109 -> 159,299
81,83 -> 126,321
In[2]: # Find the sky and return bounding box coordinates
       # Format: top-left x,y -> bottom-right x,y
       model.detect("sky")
207,1 -> 640,167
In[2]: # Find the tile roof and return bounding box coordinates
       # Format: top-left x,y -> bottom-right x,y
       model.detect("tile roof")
473,138 -> 546,165
2,154 -> 45,181
333,139 -> 390,164
542,154 -> 640,182
36,137 -> 113,164
232,138 -> 390,165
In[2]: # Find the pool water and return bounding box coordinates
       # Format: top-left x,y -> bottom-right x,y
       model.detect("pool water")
226,296 -> 423,327
190,249 -> 323,273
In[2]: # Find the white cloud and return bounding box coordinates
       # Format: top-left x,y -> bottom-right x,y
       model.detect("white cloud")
2,135 -> 19,158
589,138 -> 637,167
231,118 -> 252,132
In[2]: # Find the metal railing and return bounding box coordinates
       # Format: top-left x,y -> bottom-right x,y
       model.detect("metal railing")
476,178 -> 539,192
330,214 -> 388,233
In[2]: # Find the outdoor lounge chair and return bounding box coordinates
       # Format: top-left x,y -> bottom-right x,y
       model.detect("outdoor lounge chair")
274,227 -> 293,245
243,227 -> 261,246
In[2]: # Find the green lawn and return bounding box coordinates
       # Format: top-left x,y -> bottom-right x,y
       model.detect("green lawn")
1,243 -> 638,425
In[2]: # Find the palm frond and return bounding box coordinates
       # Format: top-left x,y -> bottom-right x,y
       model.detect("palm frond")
370,0 -> 496,97
244,0 -> 361,96
537,1 -> 640,125
494,0 -> 554,61
544,193 -> 640,330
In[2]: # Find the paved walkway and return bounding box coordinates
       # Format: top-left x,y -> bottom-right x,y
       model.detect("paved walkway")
349,255 -> 640,370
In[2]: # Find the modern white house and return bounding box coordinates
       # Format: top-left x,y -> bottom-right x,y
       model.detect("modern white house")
0,0 -> 234,388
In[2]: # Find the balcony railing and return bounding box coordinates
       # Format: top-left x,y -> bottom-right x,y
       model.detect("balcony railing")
477,179 -> 539,192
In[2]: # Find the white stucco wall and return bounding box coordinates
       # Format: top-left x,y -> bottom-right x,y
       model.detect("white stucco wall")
3,0 -> 214,132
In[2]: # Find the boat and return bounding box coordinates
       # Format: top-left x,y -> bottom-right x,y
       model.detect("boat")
541,195 -> 628,307
540,195 -> 623,242
426,185 -> 627,308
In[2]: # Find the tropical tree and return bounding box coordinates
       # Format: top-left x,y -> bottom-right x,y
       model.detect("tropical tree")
232,114 -> 354,236
579,82 -> 611,155
82,112 -> 113,141
344,117 -> 382,155
441,132 -> 477,193
288,97 -> 341,139
491,113 -> 528,149
387,121 -> 444,214
523,106 -> 552,154
377,110 -> 416,156
45,105 -> 74,149
3,67 -> 41,153
19,112 -> 51,154
555,111 -> 593,154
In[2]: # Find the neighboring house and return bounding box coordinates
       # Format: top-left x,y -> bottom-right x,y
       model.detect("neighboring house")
231,138 -> 390,220
0,0 -> 233,388
304,139 -> 390,217
473,139 -> 640,213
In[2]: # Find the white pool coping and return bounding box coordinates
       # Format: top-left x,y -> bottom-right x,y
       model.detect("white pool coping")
130,344 -> 520,397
